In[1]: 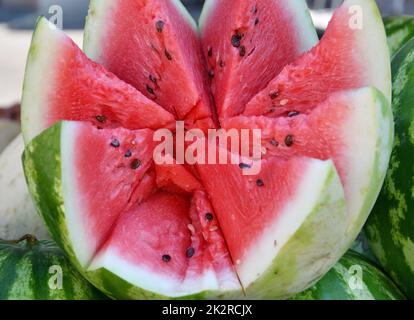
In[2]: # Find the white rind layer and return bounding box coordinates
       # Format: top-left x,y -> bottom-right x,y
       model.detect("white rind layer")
343,0 -> 392,104
21,17 -> 63,145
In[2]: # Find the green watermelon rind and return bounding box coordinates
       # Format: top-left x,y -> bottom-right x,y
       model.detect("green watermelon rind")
23,122 -> 351,300
0,238 -> 106,300
292,251 -> 405,300
365,36 -> 414,299
384,16 -> 414,58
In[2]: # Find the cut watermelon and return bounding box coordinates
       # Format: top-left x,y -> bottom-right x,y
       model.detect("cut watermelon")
20,0 -> 393,300
223,87 -> 394,249
243,0 -> 391,118
199,0 -> 318,118
84,0 -> 215,128
23,120 -> 346,298
21,18 -> 175,144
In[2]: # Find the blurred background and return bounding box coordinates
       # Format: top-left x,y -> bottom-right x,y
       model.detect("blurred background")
0,0 -> 412,108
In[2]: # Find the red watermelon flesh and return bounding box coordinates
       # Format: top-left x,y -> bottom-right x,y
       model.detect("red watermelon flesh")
243,0 -> 391,117
61,122 -> 157,266
199,0 -> 318,119
91,190 -> 239,295
84,0 -> 216,129
21,18 -> 175,144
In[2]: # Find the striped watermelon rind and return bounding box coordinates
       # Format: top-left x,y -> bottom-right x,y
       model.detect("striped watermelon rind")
292,251 -> 405,300
0,235 -> 106,300
23,121 -> 350,299
384,16 -> 414,58
365,36 -> 414,299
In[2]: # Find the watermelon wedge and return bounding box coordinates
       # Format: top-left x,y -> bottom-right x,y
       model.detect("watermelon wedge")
199,0 -> 318,118
20,0 -> 393,300
23,120 -> 347,299
21,18 -> 175,144
243,0 -> 391,118
223,87 -> 394,250
83,0 -> 215,129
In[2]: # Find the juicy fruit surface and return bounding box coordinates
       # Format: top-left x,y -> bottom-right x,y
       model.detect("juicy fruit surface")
243,0 -> 391,117
84,0 -> 215,128
0,238 -> 105,300
200,0 -> 317,118
21,0 -> 392,300
366,37 -> 414,299
21,18 -> 175,144
293,251 -> 405,300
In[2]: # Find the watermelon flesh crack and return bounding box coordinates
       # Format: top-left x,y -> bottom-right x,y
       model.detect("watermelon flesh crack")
243,0 -> 391,118
84,0 -> 216,129
199,0 -> 318,118
21,0 -> 393,299
21,18 -> 176,144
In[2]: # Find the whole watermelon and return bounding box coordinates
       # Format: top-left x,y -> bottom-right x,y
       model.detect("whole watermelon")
384,16 -> 414,57
293,251 -> 405,300
365,36 -> 414,299
0,235 -> 106,300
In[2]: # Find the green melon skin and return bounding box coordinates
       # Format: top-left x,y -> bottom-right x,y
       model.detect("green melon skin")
384,16 -> 414,58
23,121 -> 349,300
0,235 -> 106,300
365,37 -> 414,299
292,251 -> 405,300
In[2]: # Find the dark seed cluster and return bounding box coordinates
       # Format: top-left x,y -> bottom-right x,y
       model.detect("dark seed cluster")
205,213 -> 214,221
239,163 -> 251,169
165,49 -> 173,61
146,84 -> 155,95
285,135 -> 295,147
231,32 -> 242,48
239,45 -> 246,57
186,247 -> 195,258
96,115 -> 106,123
288,111 -> 300,118
162,254 -> 171,262
256,179 -> 265,187
207,46 -> 213,57
156,20 -> 165,33
269,91 -> 279,100
111,139 -> 120,148
270,139 -> 279,147
131,159 -> 142,170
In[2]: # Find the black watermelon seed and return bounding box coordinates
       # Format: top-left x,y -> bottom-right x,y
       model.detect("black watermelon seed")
205,213 -> 214,221
270,139 -> 279,147
231,33 -> 242,48
253,6 -> 258,14
255,18 -> 259,25
208,70 -> 215,78
256,179 -> 265,187
239,163 -> 251,169
124,150 -> 132,158
207,46 -> 213,57
146,85 -> 155,95
269,91 -> 280,100
156,20 -> 165,33
165,49 -> 173,61
285,135 -> 295,147
96,115 -> 106,123
186,247 -> 195,258
219,60 -> 225,68
131,159 -> 142,170
111,139 -> 120,148
239,45 -> 246,57
149,74 -> 157,84
288,111 -> 300,118
162,254 -> 171,262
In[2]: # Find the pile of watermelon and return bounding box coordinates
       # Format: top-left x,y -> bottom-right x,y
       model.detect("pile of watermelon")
2,0 -> 414,300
